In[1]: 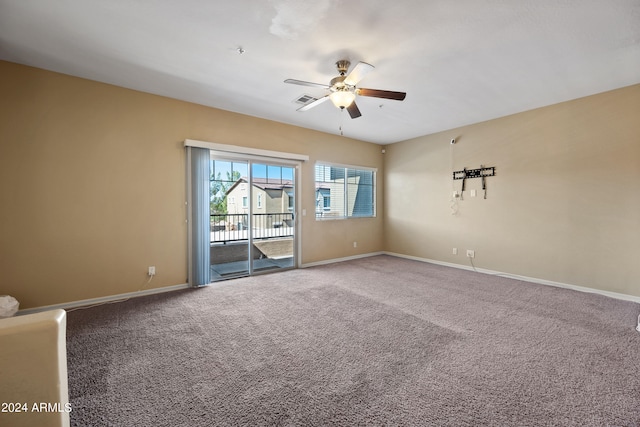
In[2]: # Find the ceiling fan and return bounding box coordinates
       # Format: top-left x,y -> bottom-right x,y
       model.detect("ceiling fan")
284,60 -> 406,119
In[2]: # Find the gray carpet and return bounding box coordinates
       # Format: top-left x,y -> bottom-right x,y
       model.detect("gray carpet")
66,255 -> 640,426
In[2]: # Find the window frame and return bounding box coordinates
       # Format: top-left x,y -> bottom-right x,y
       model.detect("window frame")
314,162 -> 377,220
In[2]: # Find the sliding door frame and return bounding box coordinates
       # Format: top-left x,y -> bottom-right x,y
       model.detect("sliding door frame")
185,139 -> 308,283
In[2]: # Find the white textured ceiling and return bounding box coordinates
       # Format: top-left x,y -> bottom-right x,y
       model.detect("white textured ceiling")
1,0 -> 639,144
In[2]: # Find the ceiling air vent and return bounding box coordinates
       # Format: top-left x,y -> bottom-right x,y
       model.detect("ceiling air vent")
293,94 -> 317,105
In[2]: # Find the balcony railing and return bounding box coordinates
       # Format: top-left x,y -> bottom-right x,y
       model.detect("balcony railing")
210,212 -> 294,243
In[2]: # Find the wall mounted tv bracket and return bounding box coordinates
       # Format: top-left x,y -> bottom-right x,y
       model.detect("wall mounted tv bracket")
453,166 -> 495,199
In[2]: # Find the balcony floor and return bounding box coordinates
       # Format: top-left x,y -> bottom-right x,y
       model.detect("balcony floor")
211,257 -> 294,281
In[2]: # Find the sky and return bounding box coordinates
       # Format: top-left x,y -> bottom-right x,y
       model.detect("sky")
211,160 -> 294,184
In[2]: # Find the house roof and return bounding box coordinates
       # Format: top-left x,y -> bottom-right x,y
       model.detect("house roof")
226,178 -> 293,195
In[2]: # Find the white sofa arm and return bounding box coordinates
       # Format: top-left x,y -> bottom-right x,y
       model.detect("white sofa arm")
0,309 -> 70,427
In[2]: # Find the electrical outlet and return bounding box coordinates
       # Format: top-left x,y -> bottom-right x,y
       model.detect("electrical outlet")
148,266 -> 156,276
470,189 -> 477,197
466,250 -> 475,258
452,248 -> 458,255
353,241 -> 357,248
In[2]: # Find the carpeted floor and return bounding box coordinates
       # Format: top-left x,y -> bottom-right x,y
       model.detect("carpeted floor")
66,255 -> 640,426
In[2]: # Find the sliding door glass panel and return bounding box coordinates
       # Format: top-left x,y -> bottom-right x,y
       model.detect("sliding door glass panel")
250,163 -> 295,273
210,158 -> 250,281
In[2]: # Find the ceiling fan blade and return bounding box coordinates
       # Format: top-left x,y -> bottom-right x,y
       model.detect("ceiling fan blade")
284,79 -> 330,89
344,62 -> 374,86
357,88 -> 407,101
346,101 -> 362,119
297,95 -> 330,111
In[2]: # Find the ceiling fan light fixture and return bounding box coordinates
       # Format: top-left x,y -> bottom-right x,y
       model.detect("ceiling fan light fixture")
329,90 -> 355,109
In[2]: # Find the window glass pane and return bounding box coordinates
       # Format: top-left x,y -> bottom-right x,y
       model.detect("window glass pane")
282,167 -> 294,181
252,163 -> 266,179
210,160 -> 246,215
267,165 -> 282,183
330,167 -> 345,181
315,163 -> 375,219
358,170 -> 373,185
347,168 -> 358,184
348,172 -> 374,217
330,181 -> 345,217
212,161 -> 231,182
234,162 -> 248,179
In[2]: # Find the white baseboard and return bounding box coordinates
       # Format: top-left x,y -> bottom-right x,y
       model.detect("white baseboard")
300,252 -> 385,268
384,251 -> 640,304
18,252 -> 639,314
18,283 -> 191,316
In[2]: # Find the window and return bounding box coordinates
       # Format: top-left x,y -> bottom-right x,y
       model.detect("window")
315,188 -> 330,213
257,194 -> 262,209
242,196 -> 248,208
286,191 -> 294,211
315,163 -> 376,219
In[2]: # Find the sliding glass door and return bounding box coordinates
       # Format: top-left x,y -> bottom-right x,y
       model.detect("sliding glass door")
250,163 -> 295,273
209,155 -> 296,281
209,158 -> 250,280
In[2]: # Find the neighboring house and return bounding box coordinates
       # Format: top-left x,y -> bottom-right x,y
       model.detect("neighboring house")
226,178 -> 294,229
315,185 -> 332,216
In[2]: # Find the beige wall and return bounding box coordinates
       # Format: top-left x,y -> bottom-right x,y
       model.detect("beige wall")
3,59 -> 636,309
0,61 -> 385,309
384,84 -> 640,297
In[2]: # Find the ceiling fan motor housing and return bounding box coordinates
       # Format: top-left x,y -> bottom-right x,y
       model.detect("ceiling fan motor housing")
331,60 -> 357,94
330,75 -> 350,91
335,60 -> 351,75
